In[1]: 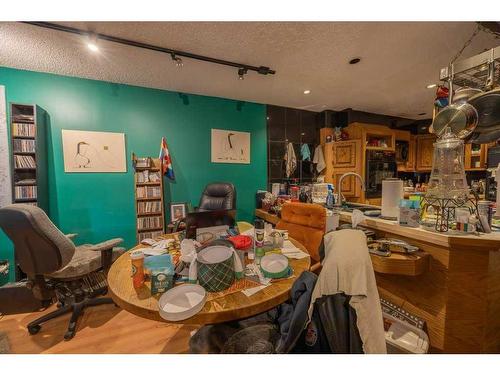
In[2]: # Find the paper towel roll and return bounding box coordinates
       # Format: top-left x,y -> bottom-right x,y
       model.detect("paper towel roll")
381,179 -> 403,220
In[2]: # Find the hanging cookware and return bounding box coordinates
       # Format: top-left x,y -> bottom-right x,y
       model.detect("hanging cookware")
467,88 -> 500,143
466,61 -> 500,143
451,87 -> 483,105
431,102 -> 478,139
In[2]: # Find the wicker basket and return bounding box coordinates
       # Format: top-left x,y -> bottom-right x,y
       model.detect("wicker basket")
197,245 -> 235,292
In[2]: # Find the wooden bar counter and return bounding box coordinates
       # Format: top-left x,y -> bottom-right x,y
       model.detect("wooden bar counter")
340,211 -> 500,353
256,207 -> 500,353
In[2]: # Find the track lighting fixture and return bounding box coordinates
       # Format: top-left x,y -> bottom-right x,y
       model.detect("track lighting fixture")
238,67 -> 248,80
23,22 -> 276,79
171,53 -> 183,67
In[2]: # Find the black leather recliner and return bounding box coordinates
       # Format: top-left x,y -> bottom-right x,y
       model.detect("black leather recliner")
198,182 -> 236,211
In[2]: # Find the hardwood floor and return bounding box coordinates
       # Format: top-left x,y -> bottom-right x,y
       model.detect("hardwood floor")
0,303 -> 200,353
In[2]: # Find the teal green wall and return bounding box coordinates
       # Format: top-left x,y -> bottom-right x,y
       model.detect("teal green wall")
0,66 -> 267,284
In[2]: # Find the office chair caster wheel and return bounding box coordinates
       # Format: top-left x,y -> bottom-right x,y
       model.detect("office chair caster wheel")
28,324 -> 41,335
64,330 -> 75,341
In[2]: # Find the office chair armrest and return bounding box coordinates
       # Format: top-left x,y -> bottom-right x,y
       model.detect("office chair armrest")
87,238 -> 124,252
86,238 -> 124,272
65,233 -> 78,240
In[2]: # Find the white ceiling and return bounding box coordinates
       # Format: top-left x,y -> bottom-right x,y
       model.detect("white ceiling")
0,22 -> 498,119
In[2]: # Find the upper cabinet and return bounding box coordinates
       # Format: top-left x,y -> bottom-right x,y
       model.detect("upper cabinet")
332,140 -> 359,169
324,139 -> 363,200
346,122 -> 396,151
416,134 -> 436,172
464,143 -> 488,171
395,130 -> 415,172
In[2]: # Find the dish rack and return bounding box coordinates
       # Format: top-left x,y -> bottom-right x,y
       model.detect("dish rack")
439,46 -> 500,98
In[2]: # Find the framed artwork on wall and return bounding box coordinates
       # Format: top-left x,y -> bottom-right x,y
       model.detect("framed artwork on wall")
169,202 -> 188,223
61,129 -> 127,173
211,128 -> 250,164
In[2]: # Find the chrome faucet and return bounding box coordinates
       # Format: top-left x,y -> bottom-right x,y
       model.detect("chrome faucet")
335,172 -> 366,208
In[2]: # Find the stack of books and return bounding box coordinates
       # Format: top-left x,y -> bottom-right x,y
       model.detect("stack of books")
12,123 -> 36,137
137,186 -> 161,199
137,215 -> 163,230
15,185 -> 37,200
137,201 -> 162,214
13,139 -> 36,153
138,230 -> 163,242
14,155 -> 36,169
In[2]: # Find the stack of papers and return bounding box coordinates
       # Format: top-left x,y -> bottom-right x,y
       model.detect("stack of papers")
242,284 -> 269,297
281,241 -> 309,259
141,247 -> 169,256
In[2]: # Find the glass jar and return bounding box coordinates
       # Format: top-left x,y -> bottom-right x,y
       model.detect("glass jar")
426,130 -> 469,202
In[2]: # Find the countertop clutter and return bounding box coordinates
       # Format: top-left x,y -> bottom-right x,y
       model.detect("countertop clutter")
107,224 -> 310,324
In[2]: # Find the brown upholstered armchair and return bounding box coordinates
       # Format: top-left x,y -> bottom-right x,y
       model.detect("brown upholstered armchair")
275,202 -> 326,272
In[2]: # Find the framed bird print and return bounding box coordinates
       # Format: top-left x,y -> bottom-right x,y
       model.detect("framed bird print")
62,129 -> 127,173
211,128 -> 250,164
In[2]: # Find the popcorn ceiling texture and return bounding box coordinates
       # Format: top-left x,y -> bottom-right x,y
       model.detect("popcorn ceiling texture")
0,21 -> 497,118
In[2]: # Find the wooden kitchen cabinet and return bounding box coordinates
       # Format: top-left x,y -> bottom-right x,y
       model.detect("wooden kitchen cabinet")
333,172 -> 360,198
324,139 -> 363,201
406,135 -> 416,171
332,140 -> 359,169
395,130 -> 416,172
464,143 -> 487,170
416,134 -> 436,171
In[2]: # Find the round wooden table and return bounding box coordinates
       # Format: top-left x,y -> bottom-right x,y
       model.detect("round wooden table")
107,235 -> 310,325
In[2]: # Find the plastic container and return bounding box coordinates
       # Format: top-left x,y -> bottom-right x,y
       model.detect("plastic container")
130,250 -> 145,289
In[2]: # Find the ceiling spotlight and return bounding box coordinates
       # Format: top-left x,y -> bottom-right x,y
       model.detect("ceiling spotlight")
426,83 -> 437,89
303,90 -> 311,95
87,43 -> 98,52
349,57 -> 361,65
86,33 -> 99,52
238,67 -> 248,80
170,53 -> 183,67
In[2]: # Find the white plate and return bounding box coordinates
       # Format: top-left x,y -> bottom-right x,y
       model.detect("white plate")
158,284 -> 207,322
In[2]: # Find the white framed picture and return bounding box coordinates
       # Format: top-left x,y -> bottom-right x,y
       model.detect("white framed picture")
62,129 -> 127,173
211,128 -> 250,164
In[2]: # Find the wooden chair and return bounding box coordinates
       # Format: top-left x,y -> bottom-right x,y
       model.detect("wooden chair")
276,203 -> 326,272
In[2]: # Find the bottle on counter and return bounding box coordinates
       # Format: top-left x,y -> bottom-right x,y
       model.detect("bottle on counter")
255,247 -> 265,266
130,250 -> 145,289
254,218 -> 265,248
326,184 -> 335,208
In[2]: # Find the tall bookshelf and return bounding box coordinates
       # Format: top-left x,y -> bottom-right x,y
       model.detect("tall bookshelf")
132,154 -> 166,242
9,103 -> 49,213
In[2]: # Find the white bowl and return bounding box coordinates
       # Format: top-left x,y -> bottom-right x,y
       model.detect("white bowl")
158,284 -> 207,322
260,253 -> 289,279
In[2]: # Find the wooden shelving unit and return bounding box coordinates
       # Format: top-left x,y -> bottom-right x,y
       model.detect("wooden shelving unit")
9,103 -> 49,213
132,154 -> 165,242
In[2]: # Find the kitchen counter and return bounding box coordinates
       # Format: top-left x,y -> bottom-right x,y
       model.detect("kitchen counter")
256,206 -> 500,353
340,211 -> 500,251
340,211 -> 500,353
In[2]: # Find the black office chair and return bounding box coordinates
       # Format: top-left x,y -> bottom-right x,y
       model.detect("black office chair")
0,204 -> 124,340
198,182 -> 236,211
